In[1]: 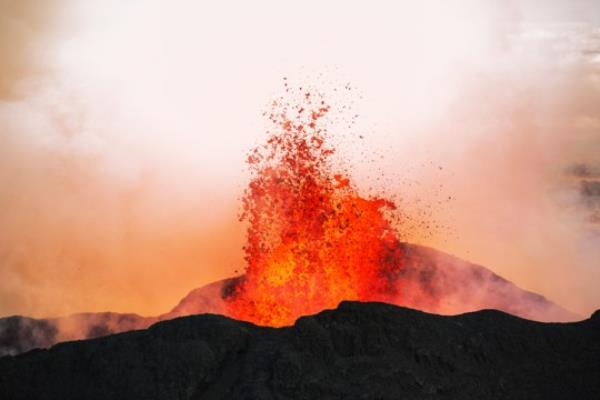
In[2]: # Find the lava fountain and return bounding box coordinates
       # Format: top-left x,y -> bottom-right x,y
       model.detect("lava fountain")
226,90 -> 406,326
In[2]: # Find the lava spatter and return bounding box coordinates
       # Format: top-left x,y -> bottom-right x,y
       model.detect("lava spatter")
225,89 -> 406,326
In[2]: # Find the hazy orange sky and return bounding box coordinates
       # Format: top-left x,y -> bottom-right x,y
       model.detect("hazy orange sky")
1,0 -> 599,318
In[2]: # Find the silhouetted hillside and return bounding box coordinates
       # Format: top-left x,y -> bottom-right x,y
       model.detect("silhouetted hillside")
1,302 -> 598,399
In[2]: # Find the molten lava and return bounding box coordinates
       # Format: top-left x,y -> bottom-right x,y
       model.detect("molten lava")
226,90 -> 405,326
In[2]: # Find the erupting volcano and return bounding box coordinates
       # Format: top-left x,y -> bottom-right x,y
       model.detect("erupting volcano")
226,90 -> 413,326
0,88 -> 579,357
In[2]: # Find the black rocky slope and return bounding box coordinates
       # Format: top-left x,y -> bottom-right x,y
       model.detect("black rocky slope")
0,312 -> 155,357
1,302 -> 598,400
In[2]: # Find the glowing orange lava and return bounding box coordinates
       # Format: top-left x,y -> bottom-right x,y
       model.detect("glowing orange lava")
226,90 -> 404,326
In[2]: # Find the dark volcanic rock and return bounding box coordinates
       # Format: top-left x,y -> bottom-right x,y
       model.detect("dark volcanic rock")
0,312 -> 156,357
1,302 -> 599,400
0,317 -> 57,356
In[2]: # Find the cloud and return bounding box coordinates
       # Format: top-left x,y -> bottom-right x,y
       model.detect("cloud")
566,163 -> 600,178
0,0 -> 599,319
0,0 -> 69,99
